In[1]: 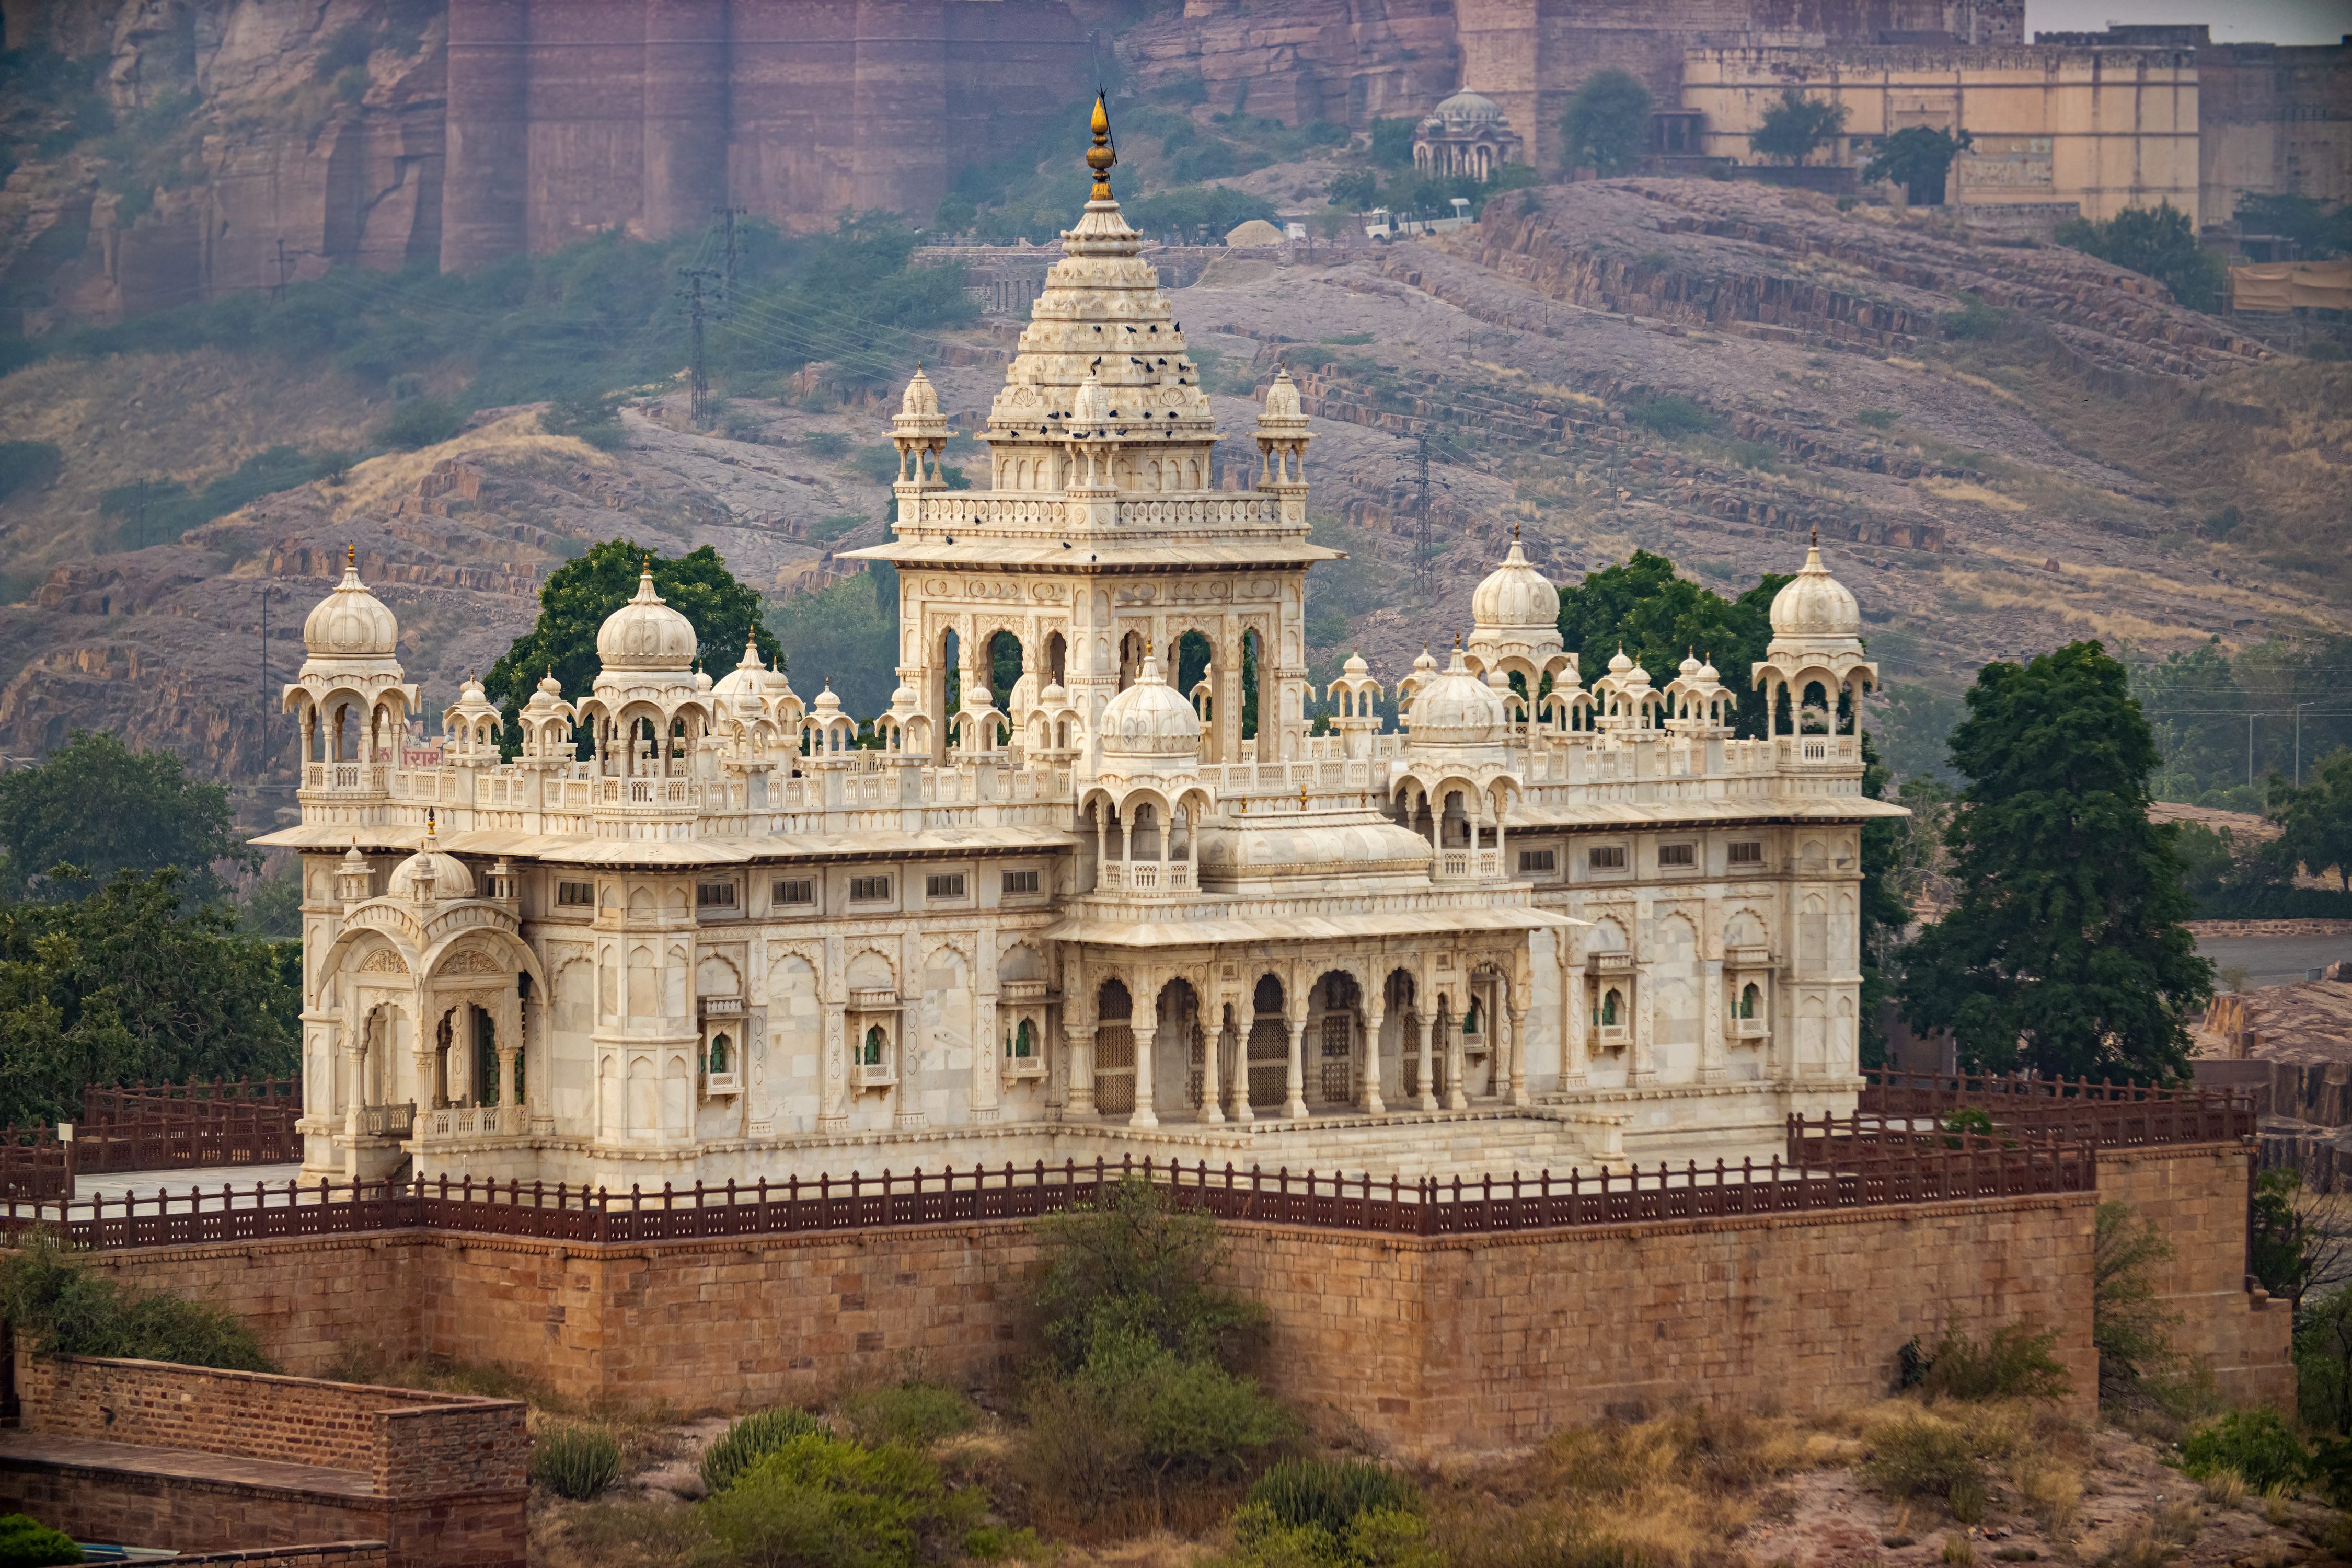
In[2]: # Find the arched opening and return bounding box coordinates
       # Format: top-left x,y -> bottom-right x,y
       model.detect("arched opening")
1156,977 -> 1205,1112
938,627 -> 961,757
1311,971 -> 1362,1105
1117,631 -> 1145,693
1240,628 -> 1264,742
860,1025 -> 887,1068
708,1031 -> 731,1074
1798,679 -> 1832,735
1738,983 -> 1760,1021
1046,632 -> 1067,686
1246,974 -> 1287,1111
1175,629 -> 1214,696
984,630 -> 1023,710
1595,987 -> 1623,1027
1094,978 -> 1136,1115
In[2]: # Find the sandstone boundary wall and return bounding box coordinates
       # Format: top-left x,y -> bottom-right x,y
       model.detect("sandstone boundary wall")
0,1356 -> 527,1568
62,1140 -> 2287,1455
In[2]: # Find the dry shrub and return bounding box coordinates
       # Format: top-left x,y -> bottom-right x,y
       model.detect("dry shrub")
2198,1468 -> 2247,1508
1861,1415 -> 1983,1509
1942,1536 -> 1975,1566
2095,1500 -> 2201,1568
531,1497 -> 707,1568
1432,1407 -> 1820,1568
2261,1483 -> 2295,1527
2013,1453 -> 2082,1541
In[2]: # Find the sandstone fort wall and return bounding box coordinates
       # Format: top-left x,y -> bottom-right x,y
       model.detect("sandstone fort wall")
68,1140 -> 2286,1454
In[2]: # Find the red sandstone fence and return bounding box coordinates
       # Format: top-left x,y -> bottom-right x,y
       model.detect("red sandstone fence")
0,1144 -> 2099,1254
72,1076 -> 304,1174
0,1126 -> 72,1202
1859,1069 -> 2257,1146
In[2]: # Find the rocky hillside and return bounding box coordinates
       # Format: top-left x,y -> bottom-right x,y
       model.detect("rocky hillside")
1,177 -> 2344,812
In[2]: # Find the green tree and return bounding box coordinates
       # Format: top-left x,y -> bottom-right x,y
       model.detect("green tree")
2055,201 -> 2226,313
1861,125 -> 1974,206
1552,549 -> 1790,738
2130,637 -> 2247,801
1749,89 -> 1850,166
1898,642 -> 2214,1081
1370,117 -> 1416,169
1857,731 -> 1911,1066
1324,169 -> 1379,209
2262,747 -> 2352,893
2234,191 -> 2352,259
0,730 -> 251,904
0,868 -> 301,1124
483,539 -> 780,753
764,561 -> 900,724
2092,1201 -> 2180,1401
1560,69 -> 1652,178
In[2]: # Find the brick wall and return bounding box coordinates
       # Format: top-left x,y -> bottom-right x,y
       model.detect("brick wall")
66,1142 -> 2283,1454
17,1356 -> 457,1473
176,1546 -> 390,1568
0,1463 -> 387,1559
2100,1143 -> 2295,1408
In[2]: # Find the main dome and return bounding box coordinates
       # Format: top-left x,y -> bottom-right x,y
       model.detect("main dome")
1769,535 -> 1863,640
1408,647 -> 1508,746
1099,648 -> 1201,762
597,564 -> 699,673
304,549 -> 399,659
1471,535 -> 1558,636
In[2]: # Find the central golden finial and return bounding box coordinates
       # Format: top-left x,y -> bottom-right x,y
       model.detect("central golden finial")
1086,93 -> 1116,201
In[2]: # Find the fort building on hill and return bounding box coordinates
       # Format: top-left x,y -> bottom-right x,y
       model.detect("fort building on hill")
255,104 -> 1900,1192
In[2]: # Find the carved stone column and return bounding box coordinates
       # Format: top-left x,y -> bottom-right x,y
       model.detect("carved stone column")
1443,997 -> 1468,1112
1415,1011 -> 1437,1111
1361,995 -> 1387,1114
1129,967 -> 1158,1129
1561,931 -> 1588,1089
1508,1005 -> 1530,1106
818,1002 -> 849,1132
1199,976 -> 1225,1124
1067,1023 -> 1097,1117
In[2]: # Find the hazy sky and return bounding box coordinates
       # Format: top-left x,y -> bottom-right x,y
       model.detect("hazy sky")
2026,0 -> 2351,43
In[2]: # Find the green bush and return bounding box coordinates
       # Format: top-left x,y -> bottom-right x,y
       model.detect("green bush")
1229,1501 -> 1439,1568
839,1382 -> 976,1451
379,398 -> 464,451
531,1422 -> 621,1500
2181,1409 -> 2309,1493
1032,1175 -> 1267,1370
1862,1417 -> 1985,1506
1917,1319 -> 2072,1402
1942,292 -> 2005,340
0,1514 -> 82,1567
1727,439 -> 1779,471
699,1432 -> 984,1568
0,1232 -> 272,1371
700,1406 -> 828,1494
1857,407 -> 1899,429
0,442 -> 62,504
1246,1458 -> 1421,1535
1627,395 -> 1718,437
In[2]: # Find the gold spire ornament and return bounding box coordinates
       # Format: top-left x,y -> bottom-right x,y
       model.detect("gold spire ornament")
1086,93 -> 1117,201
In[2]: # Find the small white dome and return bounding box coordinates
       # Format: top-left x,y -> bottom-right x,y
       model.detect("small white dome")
387,847 -> 475,901
1607,647 -> 1633,675
1470,535 -> 1557,637
813,683 -> 843,715
1099,647 -> 1201,761
1342,652 -> 1370,677
1039,681 -> 1070,707
1435,89 -> 1506,126
1407,646 -> 1507,746
520,670 -> 568,718
1770,533 -> 1863,640
1260,368 -> 1305,423
710,633 -> 771,700
889,681 -> 918,713
596,563 -> 699,673
303,548 -> 400,659
899,366 -> 941,420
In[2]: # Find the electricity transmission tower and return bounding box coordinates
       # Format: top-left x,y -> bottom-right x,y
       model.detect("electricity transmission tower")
678,266 -> 721,426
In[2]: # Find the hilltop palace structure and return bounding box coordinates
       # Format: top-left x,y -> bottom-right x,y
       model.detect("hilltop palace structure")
258,106 -> 1898,1191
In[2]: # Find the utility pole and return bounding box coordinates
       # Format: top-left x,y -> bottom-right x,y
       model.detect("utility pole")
677,266 -> 720,426
260,582 -> 270,766
270,239 -> 313,304
714,204 -> 748,299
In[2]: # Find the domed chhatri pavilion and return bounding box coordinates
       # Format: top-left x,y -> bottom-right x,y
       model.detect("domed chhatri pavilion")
259,102 -> 1897,1189
1412,89 -> 1526,180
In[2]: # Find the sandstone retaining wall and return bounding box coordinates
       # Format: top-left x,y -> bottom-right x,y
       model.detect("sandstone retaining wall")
67,1142 -> 2285,1454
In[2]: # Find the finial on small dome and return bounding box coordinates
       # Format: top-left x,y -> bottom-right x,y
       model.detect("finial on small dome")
1086,93 -> 1117,201
425,806 -> 436,840
1811,524 -> 1819,547
347,541 -> 356,571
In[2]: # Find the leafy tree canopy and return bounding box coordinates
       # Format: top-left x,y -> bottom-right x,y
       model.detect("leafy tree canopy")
2262,747 -> 2352,894
484,539 -> 780,749
1750,89 -> 1850,165
1561,69 -> 1652,179
765,561 -> 902,723
2055,201 -> 2225,314
1898,641 -> 2213,1081
0,730 -> 251,904
1553,550 -> 1790,738
2233,192 -> 2352,259
1862,125 -> 1974,205
1857,730 -> 1912,1066
0,867 -> 301,1125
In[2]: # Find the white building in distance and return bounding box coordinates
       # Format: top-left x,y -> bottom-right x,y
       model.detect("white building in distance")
260,101 -> 1897,1192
